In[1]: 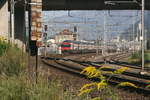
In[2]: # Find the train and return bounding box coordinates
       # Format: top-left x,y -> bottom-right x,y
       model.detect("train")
60,40 -> 101,54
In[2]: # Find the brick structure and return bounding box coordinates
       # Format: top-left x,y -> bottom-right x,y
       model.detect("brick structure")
31,0 -> 42,41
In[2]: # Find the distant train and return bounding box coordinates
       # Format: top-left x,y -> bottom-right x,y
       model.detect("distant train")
60,40 -> 99,54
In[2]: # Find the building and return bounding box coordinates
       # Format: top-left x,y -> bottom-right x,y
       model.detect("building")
0,1 -> 8,40
55,29 -> 77,44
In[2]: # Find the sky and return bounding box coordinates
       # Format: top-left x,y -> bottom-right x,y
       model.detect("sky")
42,10 -> 141,40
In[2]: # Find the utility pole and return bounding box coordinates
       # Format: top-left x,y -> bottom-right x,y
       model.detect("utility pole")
74,26 -> 78,41
10,0 -> 15,44
96,18 -> 98,55
141,0 -> 145,74
96,32 -> 98,55
103,10 -> 107,56
44,25 -> 48,57
132,11 -> 135,52
137,24 -> 139,42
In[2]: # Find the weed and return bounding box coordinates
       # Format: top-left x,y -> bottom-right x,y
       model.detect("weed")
0,47 -> 26,76
79,65 -> 137,100
0,41 -> 90,100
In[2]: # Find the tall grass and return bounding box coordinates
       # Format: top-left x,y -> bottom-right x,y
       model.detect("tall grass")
0,74 -> 89,100
0,40 -> 89,100
144,52 -> 150,63
0,44 -> 26,76
0,40 -> 10,56
0,74 -> 88,100
128,51 -> 150,64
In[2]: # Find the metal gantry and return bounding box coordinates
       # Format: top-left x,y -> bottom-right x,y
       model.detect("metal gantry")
104,0 -> 146,73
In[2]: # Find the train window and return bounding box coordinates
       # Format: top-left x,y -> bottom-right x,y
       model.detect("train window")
61,44 -> 71,47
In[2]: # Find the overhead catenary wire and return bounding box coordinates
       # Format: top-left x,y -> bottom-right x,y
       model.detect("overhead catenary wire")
43,10 -> 141,48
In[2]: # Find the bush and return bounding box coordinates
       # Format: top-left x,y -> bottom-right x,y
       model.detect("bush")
0,44 -> 26,76
130,52 -> 141,59
0,40 -> 10,56
128,51 -> 150,64
144,53 -> 150,62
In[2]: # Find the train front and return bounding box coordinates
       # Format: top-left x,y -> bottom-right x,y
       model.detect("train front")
60,40 -> 72,54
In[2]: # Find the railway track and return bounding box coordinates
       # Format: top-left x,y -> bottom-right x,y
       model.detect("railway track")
75,53 -> 150,80
41,54 -> 150,96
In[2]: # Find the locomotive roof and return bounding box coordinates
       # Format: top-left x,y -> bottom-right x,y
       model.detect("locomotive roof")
63,40 -> 95,45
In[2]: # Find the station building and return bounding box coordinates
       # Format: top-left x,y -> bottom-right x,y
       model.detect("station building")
55,29 -> 77,44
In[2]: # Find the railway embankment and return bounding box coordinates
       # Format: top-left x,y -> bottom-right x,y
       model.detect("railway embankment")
42,53 -> 150,100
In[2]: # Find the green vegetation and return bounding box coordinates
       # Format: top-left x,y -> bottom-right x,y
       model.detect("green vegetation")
0,46 -> 25,76
0,40 -> 10,56
144,51 -> 150,63
1,39 -> 150,100
0,40 -> 89,100
128,51 -> 150,66
0,75 -> 89,100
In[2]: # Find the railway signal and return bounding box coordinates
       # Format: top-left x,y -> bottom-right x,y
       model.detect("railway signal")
74,26 -> 77,32
44,25 -> 48,31
43,32 -> 47,40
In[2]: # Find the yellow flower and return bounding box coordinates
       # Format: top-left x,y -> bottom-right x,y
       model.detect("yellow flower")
99,75 -> 106,80
146,80 -> 150,88
97,80 -> 107,90
78,88 -> 94,96
0,36 -> 6,41
92,97 -> 101,100
117,82 -> 137,88
80,83 -> 96,91
147,80 -> 150,83
146,84 -> 150,88
90,70 -> 101,78
80,66 -> 96,77
114,67 -> 129,74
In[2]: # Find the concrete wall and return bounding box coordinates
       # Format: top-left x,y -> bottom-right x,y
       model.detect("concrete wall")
0,1 -> 8,39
